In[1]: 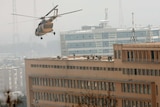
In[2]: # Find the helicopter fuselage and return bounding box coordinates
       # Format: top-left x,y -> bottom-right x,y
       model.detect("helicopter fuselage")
35,19 -> 53,36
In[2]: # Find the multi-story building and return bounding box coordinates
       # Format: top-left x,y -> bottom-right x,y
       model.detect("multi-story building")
25,42 -> 160,107
60,10 -> 160,57
0,56 -> 26,94
0,66 -> 25,93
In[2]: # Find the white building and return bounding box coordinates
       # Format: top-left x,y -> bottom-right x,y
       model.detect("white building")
60,9 -> 160,56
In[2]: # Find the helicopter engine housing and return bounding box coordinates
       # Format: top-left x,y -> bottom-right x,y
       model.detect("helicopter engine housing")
44,22 -> 53,29
41,22 -> 53,33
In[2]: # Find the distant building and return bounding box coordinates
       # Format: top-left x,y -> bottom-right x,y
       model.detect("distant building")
25,42 -> 160,107
60,25 -> 160,56
60,9 -> 160,56
0,67 -> 25,93
0,56 -> 26,94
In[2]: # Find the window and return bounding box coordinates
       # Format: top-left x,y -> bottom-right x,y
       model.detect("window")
131,51 -> 133,61
151,50 -> 154,61
155,70 -> 159,76
84,81 -> 87,89
148,85 -> 151,94
152,69 -> 156,76
106,82 -> 109,91
140,84 -> 143,93
142,69 -> 145,75
121,83 -> 125,92
131,84 -> 135,93
114,50 -> 117,59
156,85 -> 158,95
127,51 -> 130,61
68,80 -> 71,88
138,69 -> 141,75
127,84 -> 130,92
59,79 -> 61,87
118,50 -> 121,59
135,84 -> 139,93
134,69 -> 137,75
43,78 -> 46,86
98,81 -> 101,90
32,77 -> 35,85
144,84 -> 147,94
81,81 -> 84,88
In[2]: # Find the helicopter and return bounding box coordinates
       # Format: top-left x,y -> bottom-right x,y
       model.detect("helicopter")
12,5 -> 82,39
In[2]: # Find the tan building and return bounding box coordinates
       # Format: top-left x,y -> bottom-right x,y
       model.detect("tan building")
25,42 -> 160,107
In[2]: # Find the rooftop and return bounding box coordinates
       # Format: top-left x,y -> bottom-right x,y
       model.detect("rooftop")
25,55 -> 114,62
119,42 -> 160,49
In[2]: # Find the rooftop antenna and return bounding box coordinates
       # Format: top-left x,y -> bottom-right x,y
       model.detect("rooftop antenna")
99,8 -> 109,28
105,8 -> 108,20
130,12 -> 137,42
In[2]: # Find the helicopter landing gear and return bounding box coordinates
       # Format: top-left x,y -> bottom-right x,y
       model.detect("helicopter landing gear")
53,32 -> 56,35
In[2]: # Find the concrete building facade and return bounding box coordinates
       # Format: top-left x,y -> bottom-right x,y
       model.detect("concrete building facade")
25,42 -> 160,107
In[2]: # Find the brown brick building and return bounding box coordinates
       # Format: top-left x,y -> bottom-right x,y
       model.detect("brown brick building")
25,42 -> 160,107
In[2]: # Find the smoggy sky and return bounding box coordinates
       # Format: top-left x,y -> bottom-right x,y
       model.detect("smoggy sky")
1,0 -> 160,44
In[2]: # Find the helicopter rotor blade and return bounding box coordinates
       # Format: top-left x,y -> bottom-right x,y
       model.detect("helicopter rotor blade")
44,5 -> 58,17
8,19 -> 39,24
58,9 -> 82,16
12,13 -> 40,19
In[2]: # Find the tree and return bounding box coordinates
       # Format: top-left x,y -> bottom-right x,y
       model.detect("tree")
76,91 -> 117,107
2,90 -> 23,107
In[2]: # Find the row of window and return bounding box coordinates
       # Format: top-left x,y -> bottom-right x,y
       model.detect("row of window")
67,41 -> 111,48
123,68 -> 160,76
65,33 -> 94,41
124,50 -> 160,63
33,91 -> 117,107
68,49 -> 112,55
32,77 -> 156,95
122,100 -> 152,107
32,77 -> 115,91
33,91 -> 155,107
64,30 -> 159,41
121,83 -> 151,94
31,64 -> 122,72
31,64 -> 160,77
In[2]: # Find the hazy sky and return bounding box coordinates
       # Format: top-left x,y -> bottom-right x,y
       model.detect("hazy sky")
1,0 -> 160,44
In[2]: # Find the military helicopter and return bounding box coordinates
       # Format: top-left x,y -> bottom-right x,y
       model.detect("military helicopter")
12,5 -> 82,39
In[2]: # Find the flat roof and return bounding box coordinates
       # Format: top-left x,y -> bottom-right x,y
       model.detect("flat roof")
25,55 -> 114,62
